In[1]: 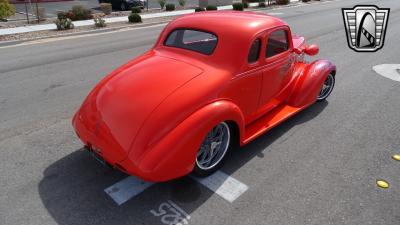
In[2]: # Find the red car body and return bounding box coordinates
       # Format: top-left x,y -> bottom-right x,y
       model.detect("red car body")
72,11 -> 336,182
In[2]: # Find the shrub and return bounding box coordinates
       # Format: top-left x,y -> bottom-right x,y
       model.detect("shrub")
0,0 -> 15,19
131,6 -> 141,13
70,5 -> 93,21
128,13 -> 142,23
243,1 -> 249,8
165,3 -> 175,11
158,0 -> 166,9
258,1 -> 266,7
276,0 -> 289,5
94,17 -> 106,27
57,11 -> 67,20
100,3 -> 112,15
206,5 -> 217,10
178,0 -> 186,7
195,7 -> 205,12
54,18 -> 74,30
232,3 -> 243,11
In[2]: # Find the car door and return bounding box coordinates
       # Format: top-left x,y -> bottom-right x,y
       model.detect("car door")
257,27 -> 294,113
222,38 -> 264,123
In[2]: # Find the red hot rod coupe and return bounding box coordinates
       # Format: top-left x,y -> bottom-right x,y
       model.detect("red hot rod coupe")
72,11 -> 336,182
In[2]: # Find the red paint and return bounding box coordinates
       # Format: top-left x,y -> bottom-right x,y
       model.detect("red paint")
72,12 -> 336,182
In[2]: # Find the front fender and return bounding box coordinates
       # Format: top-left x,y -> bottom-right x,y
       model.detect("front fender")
120,100 -> 245,182
288,60 -> 336,107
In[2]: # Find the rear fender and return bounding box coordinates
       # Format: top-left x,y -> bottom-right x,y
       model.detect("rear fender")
130,100 -> 245,181
288,60 -> 336,107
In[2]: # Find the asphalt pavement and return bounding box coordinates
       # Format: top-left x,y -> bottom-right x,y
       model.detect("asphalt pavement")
1,0 -> 400,224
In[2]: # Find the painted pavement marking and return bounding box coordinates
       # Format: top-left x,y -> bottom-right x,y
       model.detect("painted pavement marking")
373,64 -> 400,82
104,171 -> 248,205
150,200 -> 191,225
192,171 -> 249,203
104,176 -> 153,205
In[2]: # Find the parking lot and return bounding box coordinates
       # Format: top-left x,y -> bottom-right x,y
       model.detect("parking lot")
1,0 -> 400,224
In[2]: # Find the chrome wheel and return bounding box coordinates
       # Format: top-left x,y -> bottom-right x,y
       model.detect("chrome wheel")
196,122 -> 230,170
317,73 -> 335,101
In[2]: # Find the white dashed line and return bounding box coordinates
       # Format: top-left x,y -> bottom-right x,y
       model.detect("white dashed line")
104,176 -> 153,205
192,171 -> 248,203
105,171 -> 248,205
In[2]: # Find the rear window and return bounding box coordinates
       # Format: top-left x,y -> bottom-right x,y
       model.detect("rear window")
164,29 -> 218,55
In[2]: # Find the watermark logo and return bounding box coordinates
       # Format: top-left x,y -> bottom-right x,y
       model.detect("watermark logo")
342,5 -> 390,52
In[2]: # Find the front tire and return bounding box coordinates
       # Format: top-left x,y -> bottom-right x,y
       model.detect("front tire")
317,73 -> 335,101
192,122 -> 232,177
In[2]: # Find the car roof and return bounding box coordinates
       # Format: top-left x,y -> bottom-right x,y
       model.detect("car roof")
155,11 -> 290,72
168,11 -> 288,37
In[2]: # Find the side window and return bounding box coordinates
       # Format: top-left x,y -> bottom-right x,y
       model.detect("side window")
266,30 -> 289,58
248,39 -> 261,63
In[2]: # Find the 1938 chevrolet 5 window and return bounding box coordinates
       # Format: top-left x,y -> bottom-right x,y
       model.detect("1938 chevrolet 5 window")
73,11 -> 336,182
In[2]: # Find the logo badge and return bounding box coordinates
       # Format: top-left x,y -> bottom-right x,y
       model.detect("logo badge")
342,5 -> 390,52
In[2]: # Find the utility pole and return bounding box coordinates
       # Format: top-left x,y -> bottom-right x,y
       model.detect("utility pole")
35,0 -> 39,23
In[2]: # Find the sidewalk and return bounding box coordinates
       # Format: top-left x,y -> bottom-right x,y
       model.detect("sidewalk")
0,1 -> 300,36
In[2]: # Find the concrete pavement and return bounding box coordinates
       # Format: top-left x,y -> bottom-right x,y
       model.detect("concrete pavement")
1,0 -> 400,224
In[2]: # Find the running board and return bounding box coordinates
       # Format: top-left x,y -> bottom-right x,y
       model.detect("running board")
243,104 -> 305,144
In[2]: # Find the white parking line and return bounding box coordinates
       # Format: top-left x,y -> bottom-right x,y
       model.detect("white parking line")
192,171 -> 248,203
104,176 -> 153,205
104,171 -> 248,205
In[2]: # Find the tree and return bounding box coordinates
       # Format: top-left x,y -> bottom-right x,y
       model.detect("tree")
158,0 -> 166,9
178,0 -> 186,7
0,0 -> 15,20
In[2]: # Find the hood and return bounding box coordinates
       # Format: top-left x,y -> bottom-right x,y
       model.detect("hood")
76,55 -> 203,162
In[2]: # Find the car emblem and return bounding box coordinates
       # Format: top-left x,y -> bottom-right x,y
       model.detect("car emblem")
342,5 -> 390,52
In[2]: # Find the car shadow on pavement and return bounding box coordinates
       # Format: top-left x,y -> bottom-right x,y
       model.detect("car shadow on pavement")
38,101 -> 328,225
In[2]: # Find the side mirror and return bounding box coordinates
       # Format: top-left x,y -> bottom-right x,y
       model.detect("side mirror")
304,44 -> 319,56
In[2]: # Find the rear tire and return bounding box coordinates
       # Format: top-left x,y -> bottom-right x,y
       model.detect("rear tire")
317,73 -> 335,101
192,122 -> 232,177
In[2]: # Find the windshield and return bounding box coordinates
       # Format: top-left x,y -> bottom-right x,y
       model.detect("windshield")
164,29 -> 218,55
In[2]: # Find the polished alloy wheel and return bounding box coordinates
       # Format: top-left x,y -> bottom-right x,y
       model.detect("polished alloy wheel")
196,122 -> 231,170
317,73 -> 335,101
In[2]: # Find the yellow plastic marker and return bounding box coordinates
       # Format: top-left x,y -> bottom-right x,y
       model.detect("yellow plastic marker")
376,180 -> 389,189
392,154 -> 400,161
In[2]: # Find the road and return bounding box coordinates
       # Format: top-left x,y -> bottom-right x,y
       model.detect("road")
1,0 -> 400,224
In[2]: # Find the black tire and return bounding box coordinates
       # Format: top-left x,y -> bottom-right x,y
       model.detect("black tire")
192,122 -> 235,177
317,73 -> 335,101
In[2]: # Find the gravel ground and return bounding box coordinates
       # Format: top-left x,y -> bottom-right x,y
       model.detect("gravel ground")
0,1 -> 315,43
0,7 -> 187,28
0,16 -> 175,42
